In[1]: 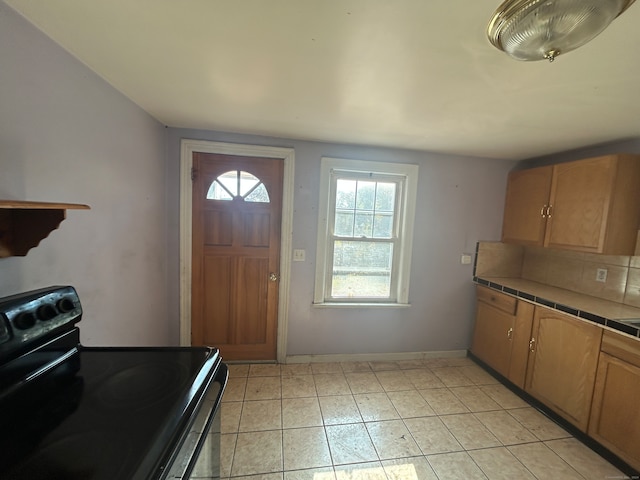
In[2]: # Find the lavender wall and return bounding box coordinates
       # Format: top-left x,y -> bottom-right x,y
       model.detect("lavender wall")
166,129 -> 514,355
0,5 -> 169,346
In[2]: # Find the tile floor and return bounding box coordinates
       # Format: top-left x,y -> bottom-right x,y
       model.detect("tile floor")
218,357 -> 629,480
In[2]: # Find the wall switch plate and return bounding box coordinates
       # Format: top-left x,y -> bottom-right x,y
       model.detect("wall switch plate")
596,268 -> 608,283
461,254 -> 472,265
293,249 -> 306,262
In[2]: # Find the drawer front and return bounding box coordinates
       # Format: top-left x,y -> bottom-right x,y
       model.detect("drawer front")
476,286 -> 517,315
602,330 -> 640,369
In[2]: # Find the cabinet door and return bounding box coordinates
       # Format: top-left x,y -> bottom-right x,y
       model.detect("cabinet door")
502,166 -> 553,246
545,157 -> 616,252
589,353 -> 640,471
507,301 -> 534,389
525,307 -> 602,431
471,301 -> 514,377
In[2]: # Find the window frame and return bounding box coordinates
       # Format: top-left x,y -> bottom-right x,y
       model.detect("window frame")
313,157 -> 419,305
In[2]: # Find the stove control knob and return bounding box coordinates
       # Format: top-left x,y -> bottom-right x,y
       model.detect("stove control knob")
37,304 -> 57,321
57,297 -> 75,313
14,312 -> 37,330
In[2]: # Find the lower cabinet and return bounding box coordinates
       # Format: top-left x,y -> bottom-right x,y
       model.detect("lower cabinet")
589,331 -> 640,471
471,286 -> 533,389
525,306 -> 602,432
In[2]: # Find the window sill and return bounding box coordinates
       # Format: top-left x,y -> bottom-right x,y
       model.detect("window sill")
312,302 -> 411,308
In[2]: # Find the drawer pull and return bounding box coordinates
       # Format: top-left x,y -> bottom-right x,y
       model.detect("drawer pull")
507,327 -> 513,340
529,337 -> 536,353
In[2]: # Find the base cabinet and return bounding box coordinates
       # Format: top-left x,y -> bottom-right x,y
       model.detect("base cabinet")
589,332 -> 640,471
525,306 -> 602,432
471,286 -> 533,388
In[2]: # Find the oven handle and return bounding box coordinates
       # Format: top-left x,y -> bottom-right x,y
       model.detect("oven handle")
182,361 -> 229,479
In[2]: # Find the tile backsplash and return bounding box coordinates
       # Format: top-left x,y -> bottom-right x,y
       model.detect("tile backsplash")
475,241 -> 640,308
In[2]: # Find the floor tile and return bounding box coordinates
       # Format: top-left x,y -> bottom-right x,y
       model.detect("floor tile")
244,376 -> 282,400
283,426 -> 332,470
231,430 -> 283,477
427,451 -> 488,480
457,364 -> 500,385
282,397 -> 323,429
334,462 -> 387,480
319,395 -> 363,425
325,423 -> 379,465
386,390 -> 435,419
439,413 -> 501,450
314,373 -> 352,396
480,384 -> 529,409
374,370 -> 414,391
222,377 -> 247,402
545,437 -> 625,480
369,361 -> 400,371
340,361 -> 373,373
312,362 -> 344,374
281,363 -> 313,376
508,407 -> 571,441
395,359 -> 426,369
221,401 -> 242,433
281,374 -> 316,398
403,416 -> 463,455
430,366 -> 475,387
233,474 -> 283,480
449,386 -> 502,412
382,456 -> 439,480
227,364 -> 250,377
366,420 -> 422,460
353,392 -> 400,422
418,388 -> 469,415
345,372 -> 385,394
284,467 -> 337,480
239,399 -> 282,432
402,368 -> 446,389
468,447 -> 536,480
474,410 -> 538,445
249,364 -> 281,377
220,433 -> 236,478
508,442 -> 584,480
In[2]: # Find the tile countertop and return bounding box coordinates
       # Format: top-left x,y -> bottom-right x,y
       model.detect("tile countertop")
473,276 -> 640,339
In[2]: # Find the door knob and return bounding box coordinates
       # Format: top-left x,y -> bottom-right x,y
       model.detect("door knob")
269,272 -> 279,282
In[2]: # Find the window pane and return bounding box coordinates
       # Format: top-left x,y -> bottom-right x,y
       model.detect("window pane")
336,179 -> 356,209
239,171 -> 260,196
355,181 -> 376,210
354,212 -> 373,237
245,183 -> 270,203
218,171 -> 238,196
375,183 -> 396,211
373,212 -> 394,238
331,241 -> 393,298
335,211 -> 354,236
206,180 -> 233,200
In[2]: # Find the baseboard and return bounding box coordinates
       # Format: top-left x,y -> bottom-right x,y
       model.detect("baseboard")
285,349 -> 468,364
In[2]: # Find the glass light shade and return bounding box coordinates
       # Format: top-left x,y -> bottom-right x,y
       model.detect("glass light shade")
488,0 -> 636,61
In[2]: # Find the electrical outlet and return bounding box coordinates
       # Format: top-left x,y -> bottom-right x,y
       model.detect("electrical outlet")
293,249 -> 306,262
460,254 -> 472,265
596,268 -> 608,283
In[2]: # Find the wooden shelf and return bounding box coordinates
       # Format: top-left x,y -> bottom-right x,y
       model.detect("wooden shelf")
0,200 -> 90,258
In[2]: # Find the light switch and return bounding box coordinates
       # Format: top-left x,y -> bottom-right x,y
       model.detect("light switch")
293,249 -> 306,262
461,254 -> 472,265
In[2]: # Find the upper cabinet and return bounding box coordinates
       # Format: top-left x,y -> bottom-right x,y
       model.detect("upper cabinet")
0,200 -> 90,258
502,154 -> 640,255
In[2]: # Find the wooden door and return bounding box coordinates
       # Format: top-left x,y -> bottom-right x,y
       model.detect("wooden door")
501,166 -> 553,246
544,157 -> 616,252
191,152 -> 283,361
525,307 -> 602,431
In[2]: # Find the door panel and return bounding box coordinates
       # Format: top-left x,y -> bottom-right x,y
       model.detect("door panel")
192,153 -> 283,361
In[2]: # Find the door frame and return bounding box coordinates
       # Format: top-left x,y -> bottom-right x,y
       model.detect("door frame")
179,139 -> 295,363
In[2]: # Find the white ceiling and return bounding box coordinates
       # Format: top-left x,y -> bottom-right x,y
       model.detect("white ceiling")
5,0 -> 640,160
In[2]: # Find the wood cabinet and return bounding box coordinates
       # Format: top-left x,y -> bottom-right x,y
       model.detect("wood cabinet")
525,306 -> 602,431
589,331 -> 640,471
0,200 -> 90,257
471,286 -> 534,388
501,154 -> 640,255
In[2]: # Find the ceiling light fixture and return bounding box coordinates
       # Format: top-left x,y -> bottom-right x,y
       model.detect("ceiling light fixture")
487,0 -> 636,62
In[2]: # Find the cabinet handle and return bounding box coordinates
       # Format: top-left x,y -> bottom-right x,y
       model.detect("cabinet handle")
529,337 -> 536,353
507,327 -> 513,339
546,205 -> 552,218
540,205 -> 547,218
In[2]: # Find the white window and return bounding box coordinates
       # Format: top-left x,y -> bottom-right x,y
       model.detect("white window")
314,157 -> 418,305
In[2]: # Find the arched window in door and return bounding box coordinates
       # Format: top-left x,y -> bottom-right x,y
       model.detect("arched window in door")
206,170 -> 270,203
